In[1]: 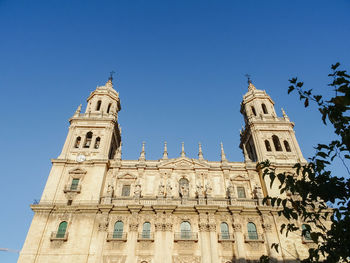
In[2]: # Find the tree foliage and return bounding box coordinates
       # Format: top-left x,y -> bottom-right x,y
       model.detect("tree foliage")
259,63 -> 350,262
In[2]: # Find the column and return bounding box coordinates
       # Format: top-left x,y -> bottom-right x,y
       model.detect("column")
233,223 -> 246,263
154,222 -> 164,263
164,212 -> 174,263
209,224 -> 219,263
126,223 -> 138,263
262,213 -> 284,262
126,207 -> 142,263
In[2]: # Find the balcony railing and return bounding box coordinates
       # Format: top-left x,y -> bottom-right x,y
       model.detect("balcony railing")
137,232 -> 154,241
63,185 -> 81,193
106,232 -> 127,242
244,233 -> 264,243
218,233 -> 235,242
174,232 -> 198,242
50,231 -> 68,241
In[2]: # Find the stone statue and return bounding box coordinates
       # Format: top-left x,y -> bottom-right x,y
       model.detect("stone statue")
166,181 -> 172,197
205,182 -> 212,197
196,183 -> 204,198
106,183 -> 114,197
134,183 -> 142,198
158,182 -> 165,197
227,183 -> 235,199
180,185 -> 189,198
253,185 -> 264,199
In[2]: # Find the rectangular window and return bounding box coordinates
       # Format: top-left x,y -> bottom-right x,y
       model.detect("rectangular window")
121,185 -> 131,196
237,187 -> 246,198
70,179 -> 80,190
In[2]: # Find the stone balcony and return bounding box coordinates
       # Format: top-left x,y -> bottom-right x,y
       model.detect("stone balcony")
218,233 -> 235,242
244,233 -> 264,243
63,185 -> 81,193
111,197 -> 259,208
50,231 -> 68,241
106,232 -> 127,242
137,232 -> 154,241
174,232 -> 198,242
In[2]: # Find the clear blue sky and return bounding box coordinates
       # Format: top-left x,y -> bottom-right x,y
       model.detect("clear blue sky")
0,0 -> 349,261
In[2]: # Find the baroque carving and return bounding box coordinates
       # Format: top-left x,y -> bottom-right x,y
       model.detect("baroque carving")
208,223 -> 216,232
233,224 -> 242,232
129,223 -> 139,231
173,255 -> 200,263
98,216 -> 109,231
198,223 -> 208,232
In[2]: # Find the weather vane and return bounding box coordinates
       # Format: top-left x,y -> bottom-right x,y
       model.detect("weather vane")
109,71 -> 116,81
245,74 -> 251,84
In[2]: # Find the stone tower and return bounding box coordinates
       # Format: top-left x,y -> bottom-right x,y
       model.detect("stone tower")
239,81 -> 306,164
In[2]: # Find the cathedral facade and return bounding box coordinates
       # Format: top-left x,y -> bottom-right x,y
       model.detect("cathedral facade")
18,78 -> 313,263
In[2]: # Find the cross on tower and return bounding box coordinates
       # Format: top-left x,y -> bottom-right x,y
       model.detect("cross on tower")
109,71 -> 116,81
245,74 -> 251,84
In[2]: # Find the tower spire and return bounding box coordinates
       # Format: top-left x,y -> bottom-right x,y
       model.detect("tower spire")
220,142 -> 227,162
180,142 -> 186,157
139,142 -> 146,161
198,142 -> 204,160
162,141 -> 168,159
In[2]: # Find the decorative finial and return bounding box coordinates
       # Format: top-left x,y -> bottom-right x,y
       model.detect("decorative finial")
139,142 -> 146,161
221,142 -> 227,162
74,104 -> 82,116
162,141 -> 168,159
115,143 -> 122,161
240,125 -> 244,136
281,108 -> 286,117
198,142 -> 204,160
281,108 -> 289,120
180,142 -> 186,157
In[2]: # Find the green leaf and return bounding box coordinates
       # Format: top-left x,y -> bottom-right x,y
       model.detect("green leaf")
288,86 -> 295,94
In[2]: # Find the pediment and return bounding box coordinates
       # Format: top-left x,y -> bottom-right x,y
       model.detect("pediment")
68,168 -> 87,175
158,157 -> 209,169
230,174 -> 248,181
117,172 -> 137,179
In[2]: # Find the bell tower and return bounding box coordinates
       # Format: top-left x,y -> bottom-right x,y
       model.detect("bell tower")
58,77 -> 121,161
239,80 -> 306,164
40,76 -> 122,204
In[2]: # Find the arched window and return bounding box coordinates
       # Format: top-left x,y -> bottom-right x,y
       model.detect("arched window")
179,178 -> 189,197
302,224 -> 312,240
264,140 -> 272,152
96,100 -> 102,111
113,221 -> 124,238
84,132 -> 93,148
56,221 -> 67,238
220,222 -> 230,239
272,135 -> 282,151
74,137 -> 81,148
284,140 -> 291,152
247,222 -> 258,240
142,222 -> 151,238
94,137 -> 101,149
107,103 -> 112,113
180,221 -> 191,239
262,103 -> 268,114
251,106 -> 257,116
